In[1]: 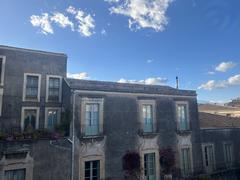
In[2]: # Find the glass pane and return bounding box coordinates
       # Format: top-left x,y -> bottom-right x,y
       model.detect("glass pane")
177,104 -> 188,130
84,161 -> 100,180
48,110 -> 58,129
5,169 -> 26,180
24,110 -> 36,131
144,153 -> 155,179
143,105 -> 153,133
85,104 -> 100,136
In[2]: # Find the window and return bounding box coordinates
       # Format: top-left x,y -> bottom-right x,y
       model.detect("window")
80,156 -> 105,180
0,56 -> 6,86
21,107 -> 39,131
45,108 -> 61,129
81,98 -> 104,136
0,88 -> 3,116
84,160 -> 100,180
142,105 -> 153,133
23,73 -> 41,101
139,100 -> 156,133
144,153 -> 156,180
202,144 -> 215,172
176,102 -> 189,131
46,75 -> 62,102
224,143 -> 233,167
5,169 -> 26,180
85,104 -> 99,136
180,147 -> 192,176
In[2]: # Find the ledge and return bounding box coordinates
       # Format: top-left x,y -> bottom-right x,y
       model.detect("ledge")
80,135 -> 105,142
138,131 -> 159,138
176,130 -> 192,135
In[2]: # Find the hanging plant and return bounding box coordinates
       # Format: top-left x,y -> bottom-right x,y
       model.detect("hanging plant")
122,151 -> 141,179
159,148 -> 175,175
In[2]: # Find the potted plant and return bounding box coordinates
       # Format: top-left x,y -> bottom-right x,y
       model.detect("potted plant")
122,151 -> 141,180
159,148 -> 175,180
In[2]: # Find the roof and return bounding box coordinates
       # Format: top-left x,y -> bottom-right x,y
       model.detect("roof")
198,104 -> 239,112
199,112 -> 240,129
66,78 -> 196,96
0,45 -> 67,57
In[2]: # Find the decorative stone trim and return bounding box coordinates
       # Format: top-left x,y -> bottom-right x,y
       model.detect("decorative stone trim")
140,148 -> 160,180
138,99 -> 156,133
80,97 -> 104,136
0,152 -> 33,180
79,155 -> 105,180
22,73 -> 41,102
46,75 -> 62,103
21,107 -> 40,131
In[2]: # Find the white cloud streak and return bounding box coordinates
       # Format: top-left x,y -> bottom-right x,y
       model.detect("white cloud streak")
51,12 -> 74,30
118,77 -> 168,85
215,61 -> 237,72
30,13 -> 53,35
67,72 -> 90,80
30,6 -> 95,37
107,0 -> 173,31
198,74 -> 240,90
66,6 -> 95,37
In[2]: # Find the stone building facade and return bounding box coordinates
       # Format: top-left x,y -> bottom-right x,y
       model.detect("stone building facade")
0,45 -> 239,180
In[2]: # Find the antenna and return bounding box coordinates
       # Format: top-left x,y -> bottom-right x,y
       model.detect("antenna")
176,76 -> 179,89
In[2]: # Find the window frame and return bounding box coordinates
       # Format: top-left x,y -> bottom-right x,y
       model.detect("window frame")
140,149 -> 160,180
0,88 -> 3,116
45,107 -> 61,129
138,100 -> 156,133
0,152 -> 33,180
46,75 -> 62,103
80,155 -> 105,180
4,168 -> 26,180
21,107 -> 40,131
175,101 -> 190,131
81,98 -> 104,137
223,142 -> 234,167
23,73 -> 41,102
179,145 -> 193,176
0,55 -> 6,86
202,143 -> 216,173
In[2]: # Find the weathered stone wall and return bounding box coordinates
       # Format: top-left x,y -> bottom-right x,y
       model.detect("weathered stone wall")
0,139 -> 71,180
73,92 -> 201,179
0,47 -> 67,131
201,128 -> 240,170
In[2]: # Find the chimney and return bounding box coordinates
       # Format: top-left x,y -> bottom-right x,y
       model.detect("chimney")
176,76 -> 179,89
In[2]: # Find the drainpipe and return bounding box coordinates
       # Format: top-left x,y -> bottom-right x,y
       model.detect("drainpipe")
71,90 -> 76,180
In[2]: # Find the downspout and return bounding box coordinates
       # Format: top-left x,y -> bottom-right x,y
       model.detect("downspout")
71,90 -> 76,180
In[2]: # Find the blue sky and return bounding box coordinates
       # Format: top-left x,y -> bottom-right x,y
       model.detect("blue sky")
0,0 -> 240,102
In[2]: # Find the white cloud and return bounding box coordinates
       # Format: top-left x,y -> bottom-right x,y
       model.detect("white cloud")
67,72 -> 90,80
30,6 -> 95,37
51,12 -> 74,30
147,59 -> 153,63
215,61 -> 237,72
66,6 -> 77,15
198,80 -> 227,90
101,29 -> 107,35
207,71 -> 215,75
66,6 -> 95,37
30,13 -> 53,35
105,0 -> 120,3
118,77 -> 167,85
198,74 -> 240,90
228,74 -> 240,85
108,0 -> 173,31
